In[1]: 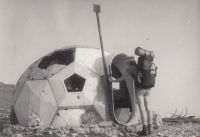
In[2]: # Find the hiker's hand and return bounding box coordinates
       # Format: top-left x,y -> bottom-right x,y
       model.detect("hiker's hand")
108,77 -> 113,82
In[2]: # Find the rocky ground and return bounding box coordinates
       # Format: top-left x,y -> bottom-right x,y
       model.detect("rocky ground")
0,83 -> 200,137
0,111 -> 200,137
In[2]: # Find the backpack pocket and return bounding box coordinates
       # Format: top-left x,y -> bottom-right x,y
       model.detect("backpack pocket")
140,70 -> 156,89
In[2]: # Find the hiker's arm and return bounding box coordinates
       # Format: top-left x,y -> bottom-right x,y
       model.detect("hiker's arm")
108,73 -> 129,82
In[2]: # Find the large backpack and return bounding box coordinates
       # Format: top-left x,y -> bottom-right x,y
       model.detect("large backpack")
137,56 -> 157,89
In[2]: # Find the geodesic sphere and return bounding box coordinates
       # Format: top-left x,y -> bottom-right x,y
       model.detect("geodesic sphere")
12,46 -> 111,126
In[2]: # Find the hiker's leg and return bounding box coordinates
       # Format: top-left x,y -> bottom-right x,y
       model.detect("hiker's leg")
144,94 -> 153,134
144,95 -> 152,124
136,94 -> 149,136
136,95 -> 148,125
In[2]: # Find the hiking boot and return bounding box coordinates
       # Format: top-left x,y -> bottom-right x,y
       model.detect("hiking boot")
148,124 -> 152,134
137,125 -> 149,136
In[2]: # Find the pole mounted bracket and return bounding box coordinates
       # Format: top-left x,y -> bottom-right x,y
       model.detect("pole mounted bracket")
93,4 -> 100,13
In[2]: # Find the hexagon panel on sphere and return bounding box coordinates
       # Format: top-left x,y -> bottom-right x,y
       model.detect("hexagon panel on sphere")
48,63 -> 75,106
74,62 -> 101,104
51,108 -> 86,126
46,64 -> 66,78
49,61 -> 101,107
29,58 -> 48,80
14,80 -> 57,126
59,62 -> 101,107
75,48 -> 109,76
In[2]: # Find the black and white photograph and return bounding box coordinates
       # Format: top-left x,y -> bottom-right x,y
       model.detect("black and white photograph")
0,0 -> 200,136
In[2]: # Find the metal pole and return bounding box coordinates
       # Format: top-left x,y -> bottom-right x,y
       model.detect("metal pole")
93,4 -> 114,122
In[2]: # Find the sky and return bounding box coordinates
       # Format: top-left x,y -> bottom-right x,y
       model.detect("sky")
0,0 -> 200,118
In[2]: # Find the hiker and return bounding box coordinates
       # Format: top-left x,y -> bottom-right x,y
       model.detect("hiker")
135,47 -> 157,136
108,51 -> 157,136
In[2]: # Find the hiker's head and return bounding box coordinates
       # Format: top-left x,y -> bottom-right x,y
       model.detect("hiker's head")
126,56 -> 136,66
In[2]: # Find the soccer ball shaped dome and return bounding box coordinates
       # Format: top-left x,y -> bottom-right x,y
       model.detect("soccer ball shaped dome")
11,45 -> 111,127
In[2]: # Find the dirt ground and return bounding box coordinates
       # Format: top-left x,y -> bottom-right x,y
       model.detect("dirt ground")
148,121 -> 200,137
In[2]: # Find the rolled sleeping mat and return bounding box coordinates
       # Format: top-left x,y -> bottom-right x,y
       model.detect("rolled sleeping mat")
134,47 -> 155,59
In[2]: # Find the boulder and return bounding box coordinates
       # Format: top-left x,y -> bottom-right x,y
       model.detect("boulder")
152,111 -> 163,128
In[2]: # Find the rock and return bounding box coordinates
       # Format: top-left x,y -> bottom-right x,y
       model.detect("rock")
73,127 -> 86,134
111,135 -> 118,137
125,133 -> 130,137
113,123 -> 120,128
71,124 -> 81,129
38,121 -> 43,126
32,126 -> 39,130
164,135 -> 173,137
90,126 -> 105,136
120,127 -> 126,134
129,132 -> 135,136
25,127 -> 33,132
48,126 -> 55,130
64,129 -> 70,134
153,111 -> 163,128
126,125 -> 135,133
57,134 -> 67,137
2,127 -> 14,136
82,135 -> 89,137
111,128 -> 118,135
61,126 -> 65,130
52,129 -> 59,134
25,131 -> 33,135
175,135 -> 182,137
71,133 -> 78,137
81,124 -> 90,128
35,117 -> 40,122
11,133 -> 23,137
118,132 -> 124,137
85,128 -> 90,134
89,124 -> 98,128
7,127 -> 14,136
36,128 -> 46,134
27,118 -> 38,127
105,127 -> 112,136
2,127 -> 8,135
65,125 -> 72,130
60,130 -> 65,135
27,112 -> 41,127
45,129 -> 53,134
99,121 -> 113,127
35,132 -> 45,137
158,133 -> 165,136
133,124 -> 143,131
3,123 -> 11,127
